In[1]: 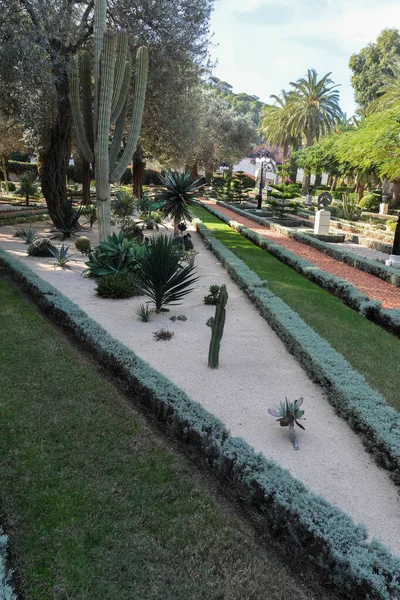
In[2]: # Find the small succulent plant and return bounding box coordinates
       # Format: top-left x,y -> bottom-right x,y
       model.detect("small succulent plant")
49,243 -> 76,270
204,284 -> 221,305
268,397 -> 305,450
14,225 -> 38,244
75,236 -> 92,255
135,303 -> 152,322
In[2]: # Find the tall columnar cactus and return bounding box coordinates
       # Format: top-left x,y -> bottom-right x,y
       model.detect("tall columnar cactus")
68,0 -> 148,241
208,284 -> 228,369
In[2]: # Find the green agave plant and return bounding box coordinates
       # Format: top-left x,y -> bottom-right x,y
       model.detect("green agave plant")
157,170 -> 201,229
268,397 -> 305,450
84,231 -> 143,277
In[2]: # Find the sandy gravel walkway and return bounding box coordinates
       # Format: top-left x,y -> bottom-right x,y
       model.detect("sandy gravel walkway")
0,222 -> 399,556
206,202 -> 400,309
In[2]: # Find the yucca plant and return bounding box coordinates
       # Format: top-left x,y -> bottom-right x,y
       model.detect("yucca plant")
268,397 -> 305,450
134,303 -> 152,322
132,234 -> 199,313
49,243 -> 76,270
113,189 -> 136,219
14,225 -> 37,244
157,170 -> 201,232
50,197 -> 83,239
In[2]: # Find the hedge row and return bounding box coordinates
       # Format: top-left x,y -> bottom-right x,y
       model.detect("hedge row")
218,202 -> 400,287
201,203 -> 400,335
0,213 -> 49,227
193,216 -> 400,483
0,528 -> 16,600
0,249 -> 400,599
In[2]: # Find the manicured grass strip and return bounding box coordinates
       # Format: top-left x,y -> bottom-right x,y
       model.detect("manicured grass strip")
192,205 -> 400,412
0,528 -> 16,600
1,251 -> 400,598
0,277 -> 317,600
204,202 -> 400,335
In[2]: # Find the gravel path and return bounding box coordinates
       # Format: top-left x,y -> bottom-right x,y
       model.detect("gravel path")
0,221 -> 399,556
206,202 -> 400,310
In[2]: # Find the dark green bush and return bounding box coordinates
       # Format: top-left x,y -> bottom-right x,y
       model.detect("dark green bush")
144,170 -> 161,185
359,194 -> 381,212
95,273 -> 139,298
120,168 -> 133,185
27,238 -> 57,257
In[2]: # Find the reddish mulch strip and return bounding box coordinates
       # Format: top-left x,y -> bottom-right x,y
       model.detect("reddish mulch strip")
204,202 -> 400,310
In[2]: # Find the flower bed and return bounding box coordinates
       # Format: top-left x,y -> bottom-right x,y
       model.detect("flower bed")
0,247 -> 400,599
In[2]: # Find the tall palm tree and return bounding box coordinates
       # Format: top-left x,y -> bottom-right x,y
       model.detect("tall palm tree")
368,58 -> 400,114
284,70 -> 343,193
259,90 -> 297,161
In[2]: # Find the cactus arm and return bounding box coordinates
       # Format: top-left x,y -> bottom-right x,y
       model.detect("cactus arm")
93,0 -> 106,137
68,56 -> 94,164
110,31 -> 128,124
208,285 -> 228,368
110,56 -> 131,127
109,46 -> 148,183
96,29 -> 116,200
79,51 -> 94,154
109,96 -> 129,172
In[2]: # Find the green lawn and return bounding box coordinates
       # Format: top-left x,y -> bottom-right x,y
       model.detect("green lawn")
192,206 -> 400,411
0,276 -> 324,600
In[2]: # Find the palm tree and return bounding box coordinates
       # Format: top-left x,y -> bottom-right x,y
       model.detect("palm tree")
157,170 -> 201,233
284,70 -> 343,193
368,58 -> 400,113
259,90 -> 297,161
16,175 -> 40,206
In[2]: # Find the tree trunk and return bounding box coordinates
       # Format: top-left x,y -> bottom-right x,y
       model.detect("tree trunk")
132,146 -> 145,199
190,163 -> 198,179
25,193 -> 29,206
301,126 -> 313,195
392,217 -> 400,255
81,157 -> 91,205
391,181 -> 400,208
205,164 -> 213,183
357,182 -> 365,202
330,175 -> 338,191
41,76 -> 72,228
1,156 -> 8,194
315,173 -> 322,188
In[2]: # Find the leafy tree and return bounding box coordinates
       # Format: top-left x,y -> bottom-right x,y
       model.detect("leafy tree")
0,117 -> 26,193
349,28 -> 400,110
16,174 -> 39,206
259,90 -> 301,161
207,76 -> 264,127
368,58 -> 400,113
186,88 -> 257,180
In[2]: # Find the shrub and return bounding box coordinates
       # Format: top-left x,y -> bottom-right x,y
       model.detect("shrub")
95,273 -> 139,298
75,236 -> 92,254
113,189 -> 136,219
144,169 -> 161,185
204,284 -> 221,305
84,231 -> 143,277
27,238 -> 57,257
359,194 -> 381,212
6,182 -> 16,192
120,167 -> 133,185
132,234 -> 199,312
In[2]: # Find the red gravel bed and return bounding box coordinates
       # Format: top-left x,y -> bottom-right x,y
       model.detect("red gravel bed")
206,202 -> 400,310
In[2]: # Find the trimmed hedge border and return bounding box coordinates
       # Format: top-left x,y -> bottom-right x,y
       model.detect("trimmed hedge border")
0,528 -> 16,600
199,203 -> 400,336
1,250 -> 400,598
217,201 -> 400,287
192,216 -> 400,484
0,213 -> 49,227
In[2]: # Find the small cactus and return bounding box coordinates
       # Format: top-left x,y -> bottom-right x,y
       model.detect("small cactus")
75,236 -> 92,254
208,284 -> 228,369
268,397 -> 305,450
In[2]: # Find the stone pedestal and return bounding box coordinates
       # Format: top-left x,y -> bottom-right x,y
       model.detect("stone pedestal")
379,203 -> 389,215
305,194 -> 313,206
385,254 -> 400,268
314,210 -> 331,235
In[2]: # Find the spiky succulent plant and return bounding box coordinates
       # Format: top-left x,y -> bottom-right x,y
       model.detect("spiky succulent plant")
268,397 -> 305,450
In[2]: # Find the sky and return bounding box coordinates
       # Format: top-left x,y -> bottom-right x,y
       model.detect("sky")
209,0 -> 400,116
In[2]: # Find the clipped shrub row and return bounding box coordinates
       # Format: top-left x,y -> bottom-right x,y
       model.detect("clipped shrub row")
218,202 -> 400,287
192,216 -> 400,484
203,203 -> 400,335
0,213 -> 49,227
0,248 -> 400,599
0,528 -> 16,600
